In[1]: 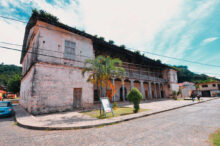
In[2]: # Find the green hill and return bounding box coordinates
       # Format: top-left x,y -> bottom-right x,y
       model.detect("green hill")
172,65 -> 220,83
0,63 -> 22,87
0,63 -> 219,88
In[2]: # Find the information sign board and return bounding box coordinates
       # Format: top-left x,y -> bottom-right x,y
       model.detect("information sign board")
100,97 -> 114,117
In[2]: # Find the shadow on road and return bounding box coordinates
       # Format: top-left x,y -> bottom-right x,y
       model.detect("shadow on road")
0,116 -> 14,122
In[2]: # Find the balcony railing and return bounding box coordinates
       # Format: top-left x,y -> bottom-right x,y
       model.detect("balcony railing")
124,71 -> 167,82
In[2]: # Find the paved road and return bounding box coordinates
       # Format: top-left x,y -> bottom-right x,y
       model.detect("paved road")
0,99 -> 220,146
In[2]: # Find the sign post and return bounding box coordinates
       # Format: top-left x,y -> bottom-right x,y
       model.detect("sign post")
100,97 -> 114,118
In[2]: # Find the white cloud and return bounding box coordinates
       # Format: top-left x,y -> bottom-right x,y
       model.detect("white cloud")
0,20 -> 25,66
0,0 -> 183,65
31,0 -> 82,28
0,0 -> 81,65
79,0 -> 182,47
0,0 -> 220,79
150,0 -> 218,63
201,37 -> 218,45
0,1 -> 9,7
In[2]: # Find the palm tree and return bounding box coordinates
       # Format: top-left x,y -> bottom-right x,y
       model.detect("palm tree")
82,56 -> 105,98
82,55 -> 125,116
82,55 -> 125,99
101,56 -> 125,97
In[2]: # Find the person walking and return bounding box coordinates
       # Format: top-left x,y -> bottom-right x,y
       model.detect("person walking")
191,91 -> 195,102
197,95 -> 201,101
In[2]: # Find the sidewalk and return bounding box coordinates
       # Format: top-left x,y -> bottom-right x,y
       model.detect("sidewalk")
14,97 -> 217,130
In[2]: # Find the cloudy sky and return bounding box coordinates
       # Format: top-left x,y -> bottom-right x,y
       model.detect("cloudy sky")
0,0 -> 220,78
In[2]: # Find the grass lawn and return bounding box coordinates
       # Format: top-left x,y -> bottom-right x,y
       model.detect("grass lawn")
210,129 -> 220,146
81,107 -> 149,119
176,98 -> 184,101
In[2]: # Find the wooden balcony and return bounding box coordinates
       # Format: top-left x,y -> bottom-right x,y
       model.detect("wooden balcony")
124,71 -> 167,83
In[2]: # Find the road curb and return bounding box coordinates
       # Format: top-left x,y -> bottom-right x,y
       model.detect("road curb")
15,98 -> 218,130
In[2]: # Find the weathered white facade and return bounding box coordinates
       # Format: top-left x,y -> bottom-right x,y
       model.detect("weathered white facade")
197,82 -> 220,97
179,82 -> 196,97
20,20 -> 94,114
20,14 -> 179,115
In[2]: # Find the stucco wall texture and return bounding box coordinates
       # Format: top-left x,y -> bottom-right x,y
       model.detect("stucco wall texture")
20,63 -> 93,115
20,21 -> 94,115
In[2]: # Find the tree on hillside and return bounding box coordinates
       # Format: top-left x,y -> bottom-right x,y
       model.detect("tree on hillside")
7,74 -> 21,94
134,50 -> 141,55
109,40 -> 114,44
172,65 -> 220,83
0,64 -> 22,87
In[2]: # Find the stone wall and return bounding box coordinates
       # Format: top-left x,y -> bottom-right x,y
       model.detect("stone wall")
20,66 -> 35,111
21,63 -> 93,115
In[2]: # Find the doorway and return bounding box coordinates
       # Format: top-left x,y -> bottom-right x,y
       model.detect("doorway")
201,91 -> 211,97
73,88 -> 82,108
145,90 -> 148,99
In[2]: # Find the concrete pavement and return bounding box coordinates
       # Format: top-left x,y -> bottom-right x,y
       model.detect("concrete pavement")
14,97 -> 216,130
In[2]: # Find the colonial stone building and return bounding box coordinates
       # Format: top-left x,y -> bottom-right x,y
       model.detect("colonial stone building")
20,13 -> 179,115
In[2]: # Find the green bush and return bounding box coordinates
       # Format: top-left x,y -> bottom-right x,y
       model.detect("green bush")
113,102 -> 118,109
127,88 -> 143,113
172,91 -> 177,100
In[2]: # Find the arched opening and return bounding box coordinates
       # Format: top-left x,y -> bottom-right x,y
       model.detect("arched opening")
145,90 -> 148,99
120,87 -> 127,101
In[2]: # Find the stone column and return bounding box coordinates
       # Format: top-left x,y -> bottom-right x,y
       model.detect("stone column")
112,78 -> 115,102
148,81 -> 152,100
140,80 -> 145,100
130,79 -> 134,90
122,79 -> 125,101
162,83 -> 165,98
154,82 -> 157,99
158,83 -> 162,98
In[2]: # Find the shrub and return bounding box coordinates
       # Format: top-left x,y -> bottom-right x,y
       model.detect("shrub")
120,45 -> 126,49
109,40 -> 114,44
113,102 -> 118,110
172,91 -> 177,100
127,88 -> 143,113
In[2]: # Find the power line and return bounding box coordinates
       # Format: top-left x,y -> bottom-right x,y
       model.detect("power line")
129,48 -> 220,68
0,41 -> 169,70
0,15 -> 27,23
0,45 -> 163,76
1,15 -> 220,68
3,41 -> 219,76
0,45 -> 85,64
1,45 -> 220,79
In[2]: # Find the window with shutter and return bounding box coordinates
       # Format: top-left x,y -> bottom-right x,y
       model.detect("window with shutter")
64,40 -> 76,60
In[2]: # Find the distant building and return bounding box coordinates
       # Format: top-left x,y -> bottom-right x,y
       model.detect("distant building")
179,82 -> 195,97
19,12 -> 179,115
197,82 -> 220,97
0,85 -> 6,100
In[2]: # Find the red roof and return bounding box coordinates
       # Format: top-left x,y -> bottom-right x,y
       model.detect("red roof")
0,90 -> 6,94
